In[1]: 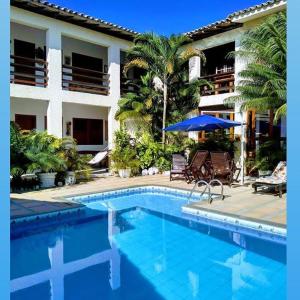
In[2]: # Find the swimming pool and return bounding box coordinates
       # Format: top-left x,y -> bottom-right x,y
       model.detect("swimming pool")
11,187 -> 286,299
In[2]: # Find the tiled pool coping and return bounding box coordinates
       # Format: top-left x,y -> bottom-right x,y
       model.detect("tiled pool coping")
65,185 -> 208,203
11,185 -> 286,240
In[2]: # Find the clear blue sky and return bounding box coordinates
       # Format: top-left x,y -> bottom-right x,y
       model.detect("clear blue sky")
50,0 -> 265,35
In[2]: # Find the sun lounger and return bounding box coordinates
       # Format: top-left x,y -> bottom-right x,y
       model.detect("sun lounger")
210,152 -> 235,186
170,154 -> 187,181
88,148 -> 108,165
252,161 -> 286,198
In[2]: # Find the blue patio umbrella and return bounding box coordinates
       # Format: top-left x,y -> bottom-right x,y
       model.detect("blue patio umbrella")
164,114 -> 245,184
164,114 -> 242,132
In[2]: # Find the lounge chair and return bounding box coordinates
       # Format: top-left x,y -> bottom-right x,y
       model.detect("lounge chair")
252,161 -> 286,198
88,148 -> 108,166
170,154 -> 187,181
210,152 -> 235,186
184,150 -> 210,183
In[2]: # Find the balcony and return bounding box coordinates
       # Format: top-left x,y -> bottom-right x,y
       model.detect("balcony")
62,65 -> 110,95
200,69 -> 235,96
10,55 -> 48,87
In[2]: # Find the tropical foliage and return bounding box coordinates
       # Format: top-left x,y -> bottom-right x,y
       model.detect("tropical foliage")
226,12 -> 286,122
110,128 -> 140,173
10,124 -> 91,189
123,32 -> 205,144
116,72 -> 160,135
189,133 -> 236,163
62,137 -> 91,172
111,128 -> 195,173
24,131 -> 66,173
252,139 -> 286,172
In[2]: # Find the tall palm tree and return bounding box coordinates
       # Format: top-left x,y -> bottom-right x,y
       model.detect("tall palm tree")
124,33 -> 205,145
117,70 -> 207,141
226,12 -> 286,122
116,72 -> 160,132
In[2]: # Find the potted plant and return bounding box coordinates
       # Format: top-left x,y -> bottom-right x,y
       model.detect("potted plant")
24,131 -> 66,188
111,146 -> 139,178
62,137 -> 91,185
252,139 -> 286,177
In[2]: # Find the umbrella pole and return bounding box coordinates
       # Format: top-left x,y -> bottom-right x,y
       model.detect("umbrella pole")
240,122 -> 245,185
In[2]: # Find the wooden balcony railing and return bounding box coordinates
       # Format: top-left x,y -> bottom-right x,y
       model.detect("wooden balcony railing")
10,55 -> 48,87
62,65 -> 110,95
200,71 -> 235,96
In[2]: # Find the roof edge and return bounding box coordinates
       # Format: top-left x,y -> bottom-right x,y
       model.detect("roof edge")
185,0 -> 286,41
11,0 -> 139,41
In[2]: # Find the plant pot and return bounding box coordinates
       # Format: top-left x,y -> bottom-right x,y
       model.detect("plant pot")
65,171 -> 76,185
118,169 -> 131,178
38,172 -> 57,188
258,170 -> 272,177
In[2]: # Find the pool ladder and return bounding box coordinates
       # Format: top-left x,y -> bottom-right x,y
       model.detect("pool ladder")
187,179 -> 224,204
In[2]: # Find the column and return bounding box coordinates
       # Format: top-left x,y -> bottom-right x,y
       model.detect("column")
189,55 -> 201,81
188,56 -> 201,141
107,45 -> 121,149
233,37 -> 247,136
46,26 -> 62,138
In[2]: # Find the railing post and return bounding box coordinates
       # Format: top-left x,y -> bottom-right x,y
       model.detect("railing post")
46,27 -> 63,138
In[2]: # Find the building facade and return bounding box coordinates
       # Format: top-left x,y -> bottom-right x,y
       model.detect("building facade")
10,0 -> 286,157
10,0 -> 139,153
187,0 -> 287,157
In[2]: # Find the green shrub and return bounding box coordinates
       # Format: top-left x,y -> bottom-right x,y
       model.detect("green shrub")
110,128 -> 139,174
10,125 -> 93,189
24,131 -> 66,173
253,139 -> 286,171
156,157 -> 171,172
189,133 -> 235,162
62,137 -> 91,172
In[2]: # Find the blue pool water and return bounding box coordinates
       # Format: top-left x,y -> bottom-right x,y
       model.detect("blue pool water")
11,189 -> 286,300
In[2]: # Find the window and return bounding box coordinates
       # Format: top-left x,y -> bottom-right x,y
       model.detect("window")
73,118 -> 103,145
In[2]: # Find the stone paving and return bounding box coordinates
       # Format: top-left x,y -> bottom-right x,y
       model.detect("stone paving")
10,174 -> 286,226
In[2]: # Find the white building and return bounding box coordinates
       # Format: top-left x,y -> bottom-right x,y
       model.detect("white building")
186,0 -> 287,154
10,0 -> 138,153
10,0 -> 286,157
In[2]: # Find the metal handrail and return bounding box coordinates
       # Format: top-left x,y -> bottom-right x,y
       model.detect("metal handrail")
208,179 -> 224,203
187,180 -> 211,204
187,179 -> 224,204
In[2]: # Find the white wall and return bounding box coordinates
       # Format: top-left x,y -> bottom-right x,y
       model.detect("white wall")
10,6 -> 132,149
10,97 -> 48,131
10,98 -> 108,151
62,36 -> 108,66
10,22 -> 46,53
62,103 -> 108,151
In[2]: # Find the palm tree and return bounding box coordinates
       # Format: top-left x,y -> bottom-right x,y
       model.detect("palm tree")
124,33 -> 205,145
116,72 -> 160,133
226,12 -> 286,122
117,70 -> 207,141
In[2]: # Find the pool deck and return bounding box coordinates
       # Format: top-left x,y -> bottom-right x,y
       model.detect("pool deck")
10,174 -> 286,227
